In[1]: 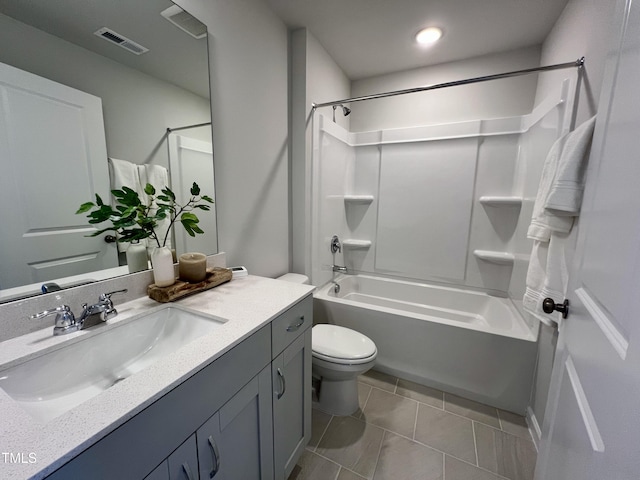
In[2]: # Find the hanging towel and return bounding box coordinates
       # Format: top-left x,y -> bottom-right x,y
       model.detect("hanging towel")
523,116 -> 597,325
108,158 -> 143,252
527,116 -> 597,242
138,164 -> 172,249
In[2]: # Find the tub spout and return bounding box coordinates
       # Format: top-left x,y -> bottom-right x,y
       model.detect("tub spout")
332,265 -> 347,273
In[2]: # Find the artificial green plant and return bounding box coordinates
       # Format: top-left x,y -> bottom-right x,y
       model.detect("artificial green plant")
76,183 -> 214,247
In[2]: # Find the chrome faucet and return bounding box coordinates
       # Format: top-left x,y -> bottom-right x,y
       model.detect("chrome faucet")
332,264 -> 347,273
31,289 -> 128,336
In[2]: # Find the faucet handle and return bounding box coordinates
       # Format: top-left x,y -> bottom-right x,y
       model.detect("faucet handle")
31,305 -> 72,320
31,305 -> 77,334
99,289 -> 128,302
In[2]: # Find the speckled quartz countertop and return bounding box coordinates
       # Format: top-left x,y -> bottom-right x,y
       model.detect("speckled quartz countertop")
0,275 -> 314,480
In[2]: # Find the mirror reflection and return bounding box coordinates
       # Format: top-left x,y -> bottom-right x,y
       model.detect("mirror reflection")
0,0 -> 216,303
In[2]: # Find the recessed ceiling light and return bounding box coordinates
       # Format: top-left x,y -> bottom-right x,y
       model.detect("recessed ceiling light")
415,27 -> 443,46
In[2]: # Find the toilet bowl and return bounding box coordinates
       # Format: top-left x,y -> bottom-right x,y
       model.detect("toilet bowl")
276,273 -> 378,416
312,324 -> 377,416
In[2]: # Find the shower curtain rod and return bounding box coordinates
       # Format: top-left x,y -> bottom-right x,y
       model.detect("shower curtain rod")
166,121 -> 212,133
312,57 -> 584,109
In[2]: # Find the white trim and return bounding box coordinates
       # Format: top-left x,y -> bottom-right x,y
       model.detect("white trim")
565,355 -> 605,453
526,406 -> 542,450
575,287 -> 628,360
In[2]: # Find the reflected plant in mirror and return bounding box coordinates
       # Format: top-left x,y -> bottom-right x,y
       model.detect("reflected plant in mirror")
77,182 -> 214,248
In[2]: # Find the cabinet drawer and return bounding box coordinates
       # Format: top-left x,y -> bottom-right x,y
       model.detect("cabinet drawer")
271,295 -> 312,358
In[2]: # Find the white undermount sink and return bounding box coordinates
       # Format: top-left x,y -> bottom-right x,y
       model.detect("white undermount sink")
0,305 -> 227,422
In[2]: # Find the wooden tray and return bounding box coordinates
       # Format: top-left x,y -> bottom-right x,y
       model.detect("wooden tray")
147,267 -> 233,303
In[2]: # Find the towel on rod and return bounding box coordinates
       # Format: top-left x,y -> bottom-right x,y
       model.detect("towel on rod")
527,116 -> 597,242
107,159 -> 172,251
108,158 -> 143,253
523,116 -> 596,325
138,164 -> 172,249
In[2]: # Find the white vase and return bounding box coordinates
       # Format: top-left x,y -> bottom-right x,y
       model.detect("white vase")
126,242 -> 148,273
151,246 -> 175,287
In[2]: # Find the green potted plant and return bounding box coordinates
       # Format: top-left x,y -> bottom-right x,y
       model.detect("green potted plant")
77,182 -> 213,285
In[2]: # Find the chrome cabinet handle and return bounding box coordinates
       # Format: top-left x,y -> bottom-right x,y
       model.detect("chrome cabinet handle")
208,435 -> 220,478
286,315 -> 305,332
181,462 -> 194,480
277,367 -> 286,399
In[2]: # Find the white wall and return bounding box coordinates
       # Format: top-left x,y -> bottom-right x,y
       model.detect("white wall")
290,29 -> 351,276
521,0 -> 619,436
350,47 -> 541,132
177,0 -> 290,277
0,13 -> 211,170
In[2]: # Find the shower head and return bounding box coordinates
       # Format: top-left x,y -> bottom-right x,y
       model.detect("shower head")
332,104 -> 351,122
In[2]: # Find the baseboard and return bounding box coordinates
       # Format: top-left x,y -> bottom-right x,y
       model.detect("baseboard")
527,406 -> 542,451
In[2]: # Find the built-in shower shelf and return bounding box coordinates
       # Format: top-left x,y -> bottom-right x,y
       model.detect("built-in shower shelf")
344,195 -> 374,205
473,250 -> 515,265
343,239 -> 372,249
479,196 -> 522,207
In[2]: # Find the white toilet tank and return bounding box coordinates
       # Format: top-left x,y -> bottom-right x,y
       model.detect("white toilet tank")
276,273 -> 310,284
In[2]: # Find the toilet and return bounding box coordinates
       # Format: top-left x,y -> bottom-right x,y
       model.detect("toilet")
277,273 -> 378,416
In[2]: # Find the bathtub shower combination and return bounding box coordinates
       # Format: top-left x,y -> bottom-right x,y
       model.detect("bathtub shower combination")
314,274 -> 537,413
309,65 -> 583,415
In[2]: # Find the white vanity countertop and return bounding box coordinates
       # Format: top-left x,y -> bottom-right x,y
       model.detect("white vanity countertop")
0,275 -> 314,480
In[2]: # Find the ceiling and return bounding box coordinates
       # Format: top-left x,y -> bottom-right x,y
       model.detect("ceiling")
264,0 -> 570,80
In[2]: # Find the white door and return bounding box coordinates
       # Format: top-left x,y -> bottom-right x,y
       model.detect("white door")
0,62 -> 117,289
168,134 -> 217,256
535,1 -> 640,478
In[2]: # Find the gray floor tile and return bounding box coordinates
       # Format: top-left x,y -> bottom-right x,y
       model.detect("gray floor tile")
444,455 -> 506,480
498,410 -> 531,440
316,415 -> 385,479
309,408 -> 333,451
444,393 -> 501,428
414,403 -> 476,464
361,387 -> 418,438
288,450 -> 340,480
337,468 -> 368,480
475,423 -> 537,480
359,370 -> 397,392
396,379 -> 444,408
373,431 -> 444,480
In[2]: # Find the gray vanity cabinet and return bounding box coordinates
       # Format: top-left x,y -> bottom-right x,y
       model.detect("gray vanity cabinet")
271,298 -> 313,480
44,294 -> 313,480
167,435 -> 199,480
196,366 -> 274,480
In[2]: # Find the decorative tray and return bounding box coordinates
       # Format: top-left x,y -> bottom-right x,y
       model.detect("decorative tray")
147,267 -> 233,303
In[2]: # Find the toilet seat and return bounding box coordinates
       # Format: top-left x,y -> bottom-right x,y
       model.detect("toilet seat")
312,324 -> 377,365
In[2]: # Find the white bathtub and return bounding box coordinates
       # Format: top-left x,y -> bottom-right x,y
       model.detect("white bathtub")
313,274 -> 538,413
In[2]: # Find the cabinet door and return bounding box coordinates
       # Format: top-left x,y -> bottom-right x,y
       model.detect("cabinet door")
197,366 -> 274,480
272,329 -> 312,480
145,461 -> 169,480
167,435 -> 199,480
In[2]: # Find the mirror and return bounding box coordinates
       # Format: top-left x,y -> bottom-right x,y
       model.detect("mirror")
0,0 -> 216,303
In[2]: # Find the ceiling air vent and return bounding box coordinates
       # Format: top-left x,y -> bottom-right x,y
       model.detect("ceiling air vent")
94,27 -> 149,55
160,5 -> 207,39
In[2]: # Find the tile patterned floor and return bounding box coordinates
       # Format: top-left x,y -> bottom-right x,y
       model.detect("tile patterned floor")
289,370 -> 537,480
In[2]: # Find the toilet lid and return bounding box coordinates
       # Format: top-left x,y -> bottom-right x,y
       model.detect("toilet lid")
312,324 -> 377,363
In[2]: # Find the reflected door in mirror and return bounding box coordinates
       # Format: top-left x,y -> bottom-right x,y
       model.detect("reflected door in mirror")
0,62 -> 118,289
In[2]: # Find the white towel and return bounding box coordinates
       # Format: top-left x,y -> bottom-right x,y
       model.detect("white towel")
523,116 -> 596,325
108,159 -> 172,250
138,164 -> 172,249
527,116 -> 596,242
108,158 -> 143,252
523,234 -> 571,326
